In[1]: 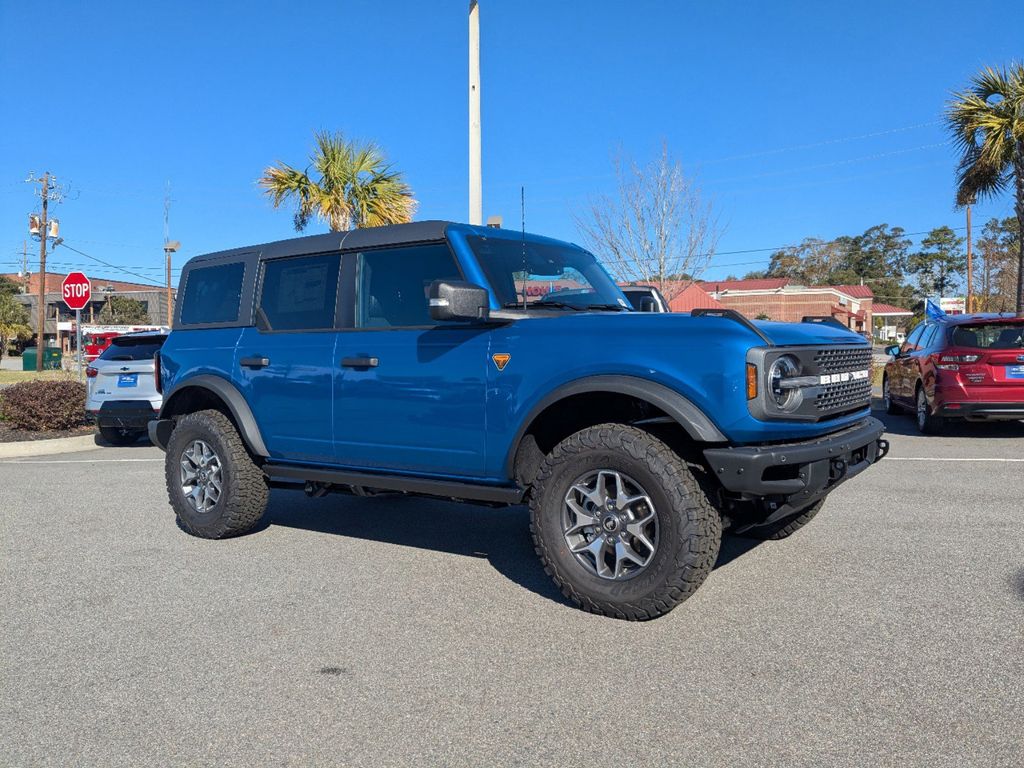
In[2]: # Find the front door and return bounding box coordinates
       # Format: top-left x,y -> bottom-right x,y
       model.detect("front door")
234,252 -> 341,464
333,243 -> 491,478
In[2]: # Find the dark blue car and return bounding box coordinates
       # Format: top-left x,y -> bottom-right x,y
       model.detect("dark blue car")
151,221 -> 886,620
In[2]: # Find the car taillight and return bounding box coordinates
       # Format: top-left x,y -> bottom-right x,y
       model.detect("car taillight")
154,351 -> 162,394
935,353 -> 981,371
86,366 -> 98,378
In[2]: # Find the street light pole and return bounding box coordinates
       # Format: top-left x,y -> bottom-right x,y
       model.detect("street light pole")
164,241 -> 180,326
468,0 -> 482,225
966,203 -> 973,313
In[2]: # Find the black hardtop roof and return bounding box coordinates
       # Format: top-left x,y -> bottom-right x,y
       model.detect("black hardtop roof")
188,220 -> 455,264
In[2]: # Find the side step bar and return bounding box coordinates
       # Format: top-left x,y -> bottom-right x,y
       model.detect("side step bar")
262,463 -> 525,505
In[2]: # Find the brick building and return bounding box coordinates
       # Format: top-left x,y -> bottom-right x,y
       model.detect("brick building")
698,278 -> 877,334
2,271 -> 174,349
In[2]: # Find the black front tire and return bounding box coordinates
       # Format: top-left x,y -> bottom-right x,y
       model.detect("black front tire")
165,409 -> 269,539
530,424 -> 722,621
98,426 -> 143,446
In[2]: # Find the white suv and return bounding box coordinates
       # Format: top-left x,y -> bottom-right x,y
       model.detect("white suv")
85,332 -> 168,445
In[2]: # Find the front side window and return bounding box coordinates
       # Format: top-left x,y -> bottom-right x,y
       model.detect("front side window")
902,324 -> 925,353
179,262 -> 245,325
355,244 -> 462,328
258,253 -> 340,331
465,235 -> 628,310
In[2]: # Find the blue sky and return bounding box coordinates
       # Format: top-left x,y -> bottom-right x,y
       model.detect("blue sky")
1,0 -> 1021,288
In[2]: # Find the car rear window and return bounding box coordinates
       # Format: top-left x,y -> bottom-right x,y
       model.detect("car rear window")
950,323 -> 1024,349
179,262 -> 246,325
99,336 -> 167,361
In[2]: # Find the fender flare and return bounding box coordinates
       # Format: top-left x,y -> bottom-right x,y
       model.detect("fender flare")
159,374 -> 269,457
504,374 -> 727,477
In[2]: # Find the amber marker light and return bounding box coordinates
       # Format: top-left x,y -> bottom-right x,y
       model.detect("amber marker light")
746,363 -> 758,400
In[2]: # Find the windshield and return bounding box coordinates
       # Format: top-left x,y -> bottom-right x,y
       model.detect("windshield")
99,336 -> 166,361
950,323 -> 1024,349
465,235 -> 629,310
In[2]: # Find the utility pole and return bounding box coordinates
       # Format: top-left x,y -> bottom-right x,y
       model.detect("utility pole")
965,203 -> 973,313
468,0 -> 482,225
22,241 -> 28,294
35,173 -> 50,372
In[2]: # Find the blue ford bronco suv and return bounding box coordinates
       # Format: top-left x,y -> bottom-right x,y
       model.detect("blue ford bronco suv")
151,221 -> 887,620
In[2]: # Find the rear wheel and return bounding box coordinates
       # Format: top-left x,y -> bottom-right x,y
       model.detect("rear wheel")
98,426 -> 143,446
166,409 -> 268,538
916,386 -> 943,434
882,375 -> 899,415
530,424 -> 722,621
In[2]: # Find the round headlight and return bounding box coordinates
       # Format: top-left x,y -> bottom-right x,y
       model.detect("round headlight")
767,355 -> 801,410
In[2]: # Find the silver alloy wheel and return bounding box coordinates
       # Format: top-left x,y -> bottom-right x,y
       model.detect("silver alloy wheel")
180,439 -> 223,514
917,389 -> 928,430
562,469 -> 659,580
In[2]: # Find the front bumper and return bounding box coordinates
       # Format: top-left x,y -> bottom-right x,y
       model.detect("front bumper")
704,417 -> 887,523
87,401 -> 160,430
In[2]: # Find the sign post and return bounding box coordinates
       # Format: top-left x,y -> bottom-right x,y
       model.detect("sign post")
61,272 -> 91,380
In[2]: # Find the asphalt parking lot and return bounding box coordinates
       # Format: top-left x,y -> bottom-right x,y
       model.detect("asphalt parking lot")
2,409 -> 1022,767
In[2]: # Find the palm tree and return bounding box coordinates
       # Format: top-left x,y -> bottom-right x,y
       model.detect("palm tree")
258,131 -> 417,232
946,62 -> 1024,315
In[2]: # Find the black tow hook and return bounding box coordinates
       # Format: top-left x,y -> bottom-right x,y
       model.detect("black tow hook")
876,438 -> 890,461
829,458 -> 848,482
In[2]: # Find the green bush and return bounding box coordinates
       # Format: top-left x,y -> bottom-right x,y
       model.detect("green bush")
0,380 -> 87,431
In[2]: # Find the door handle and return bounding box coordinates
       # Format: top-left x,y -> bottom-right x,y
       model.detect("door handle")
240,356 -> 271,369
341,356 -> 379,368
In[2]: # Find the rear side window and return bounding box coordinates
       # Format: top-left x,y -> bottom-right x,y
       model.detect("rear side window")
99,336 -> 167,361
951,323 -> 1024,349
179,262 -> 245,325
919,325 -> 940,349
355,244 -> 462,328
258,253 -> 340,331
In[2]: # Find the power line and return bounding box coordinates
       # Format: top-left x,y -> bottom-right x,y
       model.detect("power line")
53,241 -> 164,287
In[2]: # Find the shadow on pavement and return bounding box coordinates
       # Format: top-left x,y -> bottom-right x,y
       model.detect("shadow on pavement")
871,401 -> 1024,438
263,489 -> 766,607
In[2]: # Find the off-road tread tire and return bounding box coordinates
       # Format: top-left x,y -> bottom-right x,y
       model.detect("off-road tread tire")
745,499 -> 825,540
98,426 -> 143,446
530,424 -> 722,621
165,409 -> 268,539
882,375 -> 899,415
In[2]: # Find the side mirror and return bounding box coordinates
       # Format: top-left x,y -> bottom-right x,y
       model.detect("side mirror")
884,345 -> 899,357
428,280 -> 490,322
639,297 -> 656,312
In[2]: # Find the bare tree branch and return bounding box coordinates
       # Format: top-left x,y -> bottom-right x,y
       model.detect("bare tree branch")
574,143 -> 722,299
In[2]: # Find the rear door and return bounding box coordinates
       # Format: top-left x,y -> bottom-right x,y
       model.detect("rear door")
234,252 -> 341,464
894,323 -> 926,402
332,243 -> 490,477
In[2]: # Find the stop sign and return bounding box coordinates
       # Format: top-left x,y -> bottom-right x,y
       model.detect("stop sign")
62,271 -> 91,311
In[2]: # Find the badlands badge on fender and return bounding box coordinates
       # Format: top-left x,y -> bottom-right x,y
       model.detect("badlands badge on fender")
492,353 -> 511,371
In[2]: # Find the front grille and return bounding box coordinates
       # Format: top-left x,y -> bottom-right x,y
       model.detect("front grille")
815,378 -> 872,413
813,347 -> 872,375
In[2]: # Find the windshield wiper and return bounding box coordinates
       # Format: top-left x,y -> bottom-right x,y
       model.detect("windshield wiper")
582,303 -> 628,312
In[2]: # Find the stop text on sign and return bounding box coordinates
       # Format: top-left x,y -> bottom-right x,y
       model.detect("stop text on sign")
61,272 -> 91,310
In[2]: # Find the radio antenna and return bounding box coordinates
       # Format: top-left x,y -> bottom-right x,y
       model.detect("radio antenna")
520,186 -> 527,308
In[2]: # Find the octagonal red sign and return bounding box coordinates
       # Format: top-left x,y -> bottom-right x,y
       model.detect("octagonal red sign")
61,271 -> 91,311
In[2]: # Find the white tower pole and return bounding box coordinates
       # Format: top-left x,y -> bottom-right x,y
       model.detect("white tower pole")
468,0 -> 482,225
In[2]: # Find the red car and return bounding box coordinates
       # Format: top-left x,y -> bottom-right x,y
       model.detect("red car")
883,313 -> 1024,433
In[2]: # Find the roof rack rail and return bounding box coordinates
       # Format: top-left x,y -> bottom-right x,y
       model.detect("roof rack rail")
690,307 -> 773,345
